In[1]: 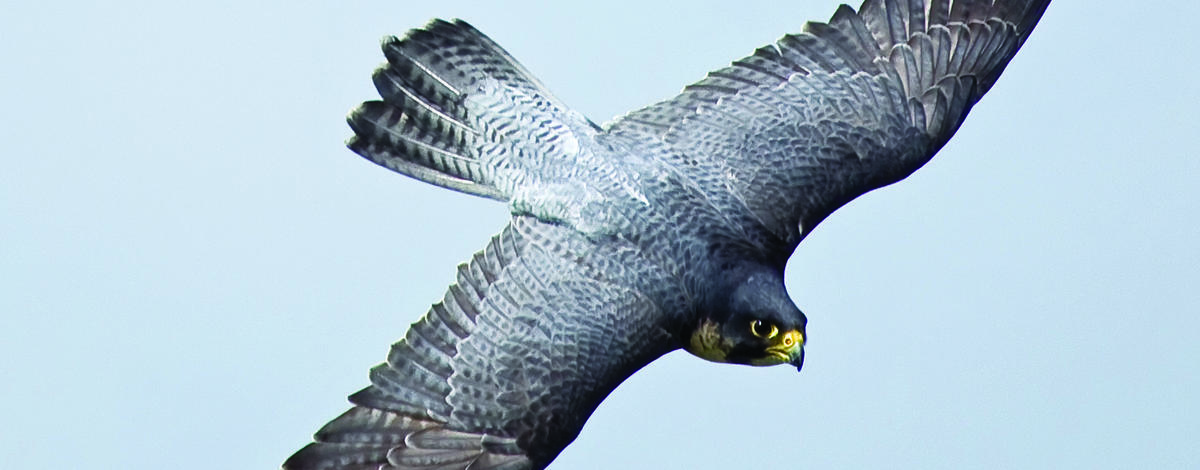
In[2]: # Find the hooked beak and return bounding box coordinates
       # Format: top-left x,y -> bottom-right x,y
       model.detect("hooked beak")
791,348 -> 805,372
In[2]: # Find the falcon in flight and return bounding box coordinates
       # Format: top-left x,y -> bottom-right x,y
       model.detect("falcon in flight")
286,0 -> 1051,468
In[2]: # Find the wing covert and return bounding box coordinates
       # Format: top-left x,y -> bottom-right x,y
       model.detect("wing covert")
605,0 -> 1051,246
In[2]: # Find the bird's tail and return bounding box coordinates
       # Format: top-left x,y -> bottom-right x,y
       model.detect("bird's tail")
347,19 -> 596,201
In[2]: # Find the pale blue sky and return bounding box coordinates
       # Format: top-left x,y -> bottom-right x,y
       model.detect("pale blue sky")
3,1 -> 1198,469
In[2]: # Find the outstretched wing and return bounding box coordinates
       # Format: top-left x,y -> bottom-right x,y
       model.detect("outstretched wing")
606,0 -> 1051,246
285,216 -> 683,470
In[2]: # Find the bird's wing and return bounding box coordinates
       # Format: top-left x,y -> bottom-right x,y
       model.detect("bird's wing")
605,0 -> 1050,246
285,216 -> 683,470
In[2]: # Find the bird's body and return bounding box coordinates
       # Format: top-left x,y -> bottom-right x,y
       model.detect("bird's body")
286,1 -> 1051,468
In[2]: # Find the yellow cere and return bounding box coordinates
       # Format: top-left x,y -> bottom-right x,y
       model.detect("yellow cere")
753,329 -> 805,366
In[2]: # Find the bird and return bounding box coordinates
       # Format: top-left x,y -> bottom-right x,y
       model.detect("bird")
284,1 -> 1051,468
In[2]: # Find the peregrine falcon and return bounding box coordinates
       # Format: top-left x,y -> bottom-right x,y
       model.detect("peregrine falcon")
285,1 -> 1051,468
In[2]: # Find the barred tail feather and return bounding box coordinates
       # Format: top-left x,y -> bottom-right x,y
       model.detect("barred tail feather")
346,21 -> 502,200
346,19 -> 595,203
347,101 -> 501,200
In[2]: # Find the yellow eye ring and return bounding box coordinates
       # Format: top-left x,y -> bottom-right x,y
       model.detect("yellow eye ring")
749,320 -> 778,339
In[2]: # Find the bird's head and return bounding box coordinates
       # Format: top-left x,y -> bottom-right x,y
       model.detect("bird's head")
685,265 -> 807,371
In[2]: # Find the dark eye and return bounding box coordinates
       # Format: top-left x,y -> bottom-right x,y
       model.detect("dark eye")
749,320 -> 778,339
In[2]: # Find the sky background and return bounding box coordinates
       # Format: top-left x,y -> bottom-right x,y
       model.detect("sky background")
3,1 -> 1199,469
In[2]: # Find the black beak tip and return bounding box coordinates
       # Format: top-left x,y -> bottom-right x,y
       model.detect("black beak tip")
792,349 -> 805,372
